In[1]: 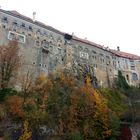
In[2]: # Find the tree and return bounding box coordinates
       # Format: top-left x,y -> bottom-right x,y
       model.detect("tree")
6,95 -> 24,119
79,81 -> 111,139
0,41 -> 20,89
100,88 -> 128,138
46,72 -> 112,139
116,70 -> 130,90
19,69 -> 35,105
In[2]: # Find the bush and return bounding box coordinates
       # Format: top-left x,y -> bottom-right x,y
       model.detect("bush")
0,88 -> 17,101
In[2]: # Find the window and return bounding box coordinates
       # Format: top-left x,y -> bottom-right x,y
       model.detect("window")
58,43 -> 61,47
2,25 -> 6,29
49,61 -> 55,69
100,58 -> 104,63
50,34 -> 54,40
99,53 -> 104,57
130,60 -> 135,66
113,61 -> 116,68
118,61 -> 120,68
132,73 -> 138,81
18,35 -> 25,43
42,41 -> 49,53
112,55 -> 116,59
42,40 -> 49,47
92,56 -> 96,60
28,33 -> 32,37
126,74 -> 129,82
32,62 -> 36,65
8,32 -> 16,40
58,48 -> 62,54
8,31 -> 26,43
13,21 -> 18,26
131,66 -> 135,70
49,46 -> 53,52
12,21 -> 18,31
106,56 -> 110,59
37,29 -> 42,35
92,50 -> 96,54
21,23 -> 25,28
2,16 -> 8,23
29,25 -> 32,30
79,51 -> 89,59
43,31 -> 47,36
35,40 -> 40,46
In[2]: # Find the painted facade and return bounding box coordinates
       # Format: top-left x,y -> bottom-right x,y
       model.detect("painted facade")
0,9 -> 140,87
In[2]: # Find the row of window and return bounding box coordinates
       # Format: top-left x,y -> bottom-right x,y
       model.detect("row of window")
4,17 -> 137,72
1,16 -> 63,43
8,31 -> 136,71
74,46 -> 117,62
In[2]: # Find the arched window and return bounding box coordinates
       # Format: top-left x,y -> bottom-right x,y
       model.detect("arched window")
132,73 -> 138,81
126,74 -> 129,82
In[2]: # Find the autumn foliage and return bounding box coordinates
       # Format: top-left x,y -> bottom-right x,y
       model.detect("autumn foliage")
0,42 -> 133,139
1,71 -> 127,139
6,95 -> 24,118
0,41 -> 20,89
44,73 -> 112,139
19,120 -> 32,140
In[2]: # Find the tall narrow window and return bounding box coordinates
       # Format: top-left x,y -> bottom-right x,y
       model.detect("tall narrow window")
126,74 -> 129,82
29,25 -> 33,31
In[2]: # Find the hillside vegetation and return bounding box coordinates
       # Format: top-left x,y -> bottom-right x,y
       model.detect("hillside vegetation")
0,41 -> 140,140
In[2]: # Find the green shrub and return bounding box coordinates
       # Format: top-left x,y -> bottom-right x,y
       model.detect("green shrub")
0,88 -> 17,101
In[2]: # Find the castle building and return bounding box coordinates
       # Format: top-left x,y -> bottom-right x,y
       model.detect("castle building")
0,8 -> 140,87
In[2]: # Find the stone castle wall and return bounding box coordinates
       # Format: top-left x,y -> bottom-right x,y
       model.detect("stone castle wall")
0,9 -> 140,87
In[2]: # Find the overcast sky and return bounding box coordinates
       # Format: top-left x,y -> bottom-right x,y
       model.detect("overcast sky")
1,0 -> 140,55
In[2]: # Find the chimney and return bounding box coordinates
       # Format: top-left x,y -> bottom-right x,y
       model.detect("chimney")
33,12 -> 36,22
72,32 -> 74,36
117,46 -> 120,51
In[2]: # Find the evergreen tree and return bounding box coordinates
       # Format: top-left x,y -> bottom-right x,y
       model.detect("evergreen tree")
116,70 -> 130,89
